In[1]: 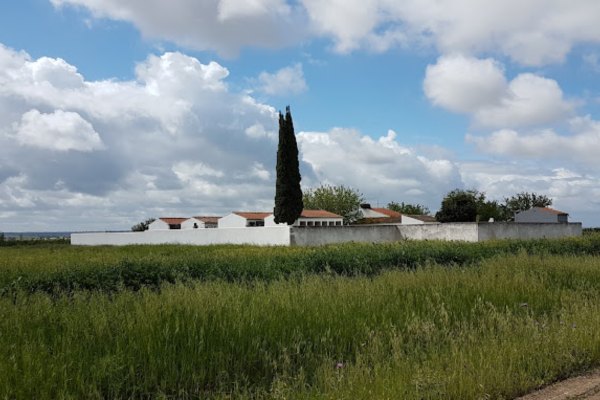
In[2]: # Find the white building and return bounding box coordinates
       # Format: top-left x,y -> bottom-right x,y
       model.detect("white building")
401,215 -> 438,225
181,217 -> 220,229
359,204 -> 403,219
218,212 -> 273,228
265,210 -> 344,227
219,210 -> 344,228
148,217 -> 188,230
515,207 -> 569,223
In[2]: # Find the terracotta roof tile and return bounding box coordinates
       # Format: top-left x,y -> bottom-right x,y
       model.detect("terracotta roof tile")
300,210 -> 343,218
159,218 -> 188,225
193,217 -> 221,224
536,207 -> 568,215
353,217 -> 404,225
233,212 -> 273,220
371,208 -> 403,218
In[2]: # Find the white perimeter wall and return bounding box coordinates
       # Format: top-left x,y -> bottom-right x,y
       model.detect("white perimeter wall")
218,214 -> 247,228
72,226 -> 291,246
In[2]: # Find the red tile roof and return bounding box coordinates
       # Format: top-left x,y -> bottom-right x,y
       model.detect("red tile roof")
159,218 -> 188,225
536,207 -> 568,215
353,217 -> 404,225
193,217 -> 221,224
300,210 -> 343,218
371,208 -> 403,218
233,212 -> 273,220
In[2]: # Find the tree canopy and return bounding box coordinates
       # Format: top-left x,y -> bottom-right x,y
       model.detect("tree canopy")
274,106 -> 303,225
131,218 -> 155,232
302,184 -> 365,224
503,192 -> 552,216
435,189 -> 554,223
387,201 -> 430,215
435,189 -> 480,223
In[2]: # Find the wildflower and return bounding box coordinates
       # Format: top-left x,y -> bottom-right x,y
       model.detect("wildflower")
560,321 -> 564,325
337,363 -> 343,368
573,324 -> 577,328
542,323 -> 546,328
535,322 -> 540,326
520,303 -> 528,307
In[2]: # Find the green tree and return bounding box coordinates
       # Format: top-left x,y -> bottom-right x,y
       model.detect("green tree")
274,106 -> 303,225
303,184 -> 365,224
435,189 -> 480,223
0,232 -> 4,242
477,200 -> 510,222
387,201 -> 430,215
503,192 -> 553,218
131,218 -> 156,232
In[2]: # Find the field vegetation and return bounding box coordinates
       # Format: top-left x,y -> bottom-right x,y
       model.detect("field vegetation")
2,235 -> 600,398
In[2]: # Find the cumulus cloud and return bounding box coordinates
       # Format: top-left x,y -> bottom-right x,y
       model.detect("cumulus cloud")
257,63 -> 308,96
297,128 -> 463,209
50,0 -> 307,58
466,115 -> 600,165
51,0 -> 600,64
424,55 -> 575,129
0,43 -> 288,230
11,110 -> 105,152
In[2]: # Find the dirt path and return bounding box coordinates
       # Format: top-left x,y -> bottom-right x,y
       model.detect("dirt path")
518,369 -> 600,400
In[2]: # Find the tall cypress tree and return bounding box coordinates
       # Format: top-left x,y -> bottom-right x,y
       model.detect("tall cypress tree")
274,106 -> 303,225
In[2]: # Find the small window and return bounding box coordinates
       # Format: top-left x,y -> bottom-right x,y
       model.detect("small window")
248,221 -> 256,227
315,221 -> 322,227
308,221 -> 314,226
300,221 -> 306,226
256,221 -> 265,227
336,221 -> 342,226
328,221 -> 335,226
169,224 -> 181,230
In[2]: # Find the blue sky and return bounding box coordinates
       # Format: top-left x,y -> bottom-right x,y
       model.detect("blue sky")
1,0 -> 600,231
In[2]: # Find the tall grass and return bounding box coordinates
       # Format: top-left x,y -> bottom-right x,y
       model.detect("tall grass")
2,234 -> 600,295
2,253 -> 600,399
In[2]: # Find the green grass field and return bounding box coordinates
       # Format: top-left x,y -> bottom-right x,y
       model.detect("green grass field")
2,237 -> 600,399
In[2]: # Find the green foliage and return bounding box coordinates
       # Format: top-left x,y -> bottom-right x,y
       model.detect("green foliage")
0,232 -> 3,242
303,184 -> 365,224
131,218 -> 156,232
387,201 -> 430,215
504,192 -> 553,218
274,106 -> 303,225
435,188 -> 481,222
2,234 -> 600,296
2,253 -> 600,398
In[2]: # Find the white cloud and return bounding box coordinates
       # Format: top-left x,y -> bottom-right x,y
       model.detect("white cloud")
458,161 -> 600,226
423,55 -> 507,114
297,128 -> 463,209
257,63 -> 308,96
466,115 -> 600,165
10,109 -> 106,152
424,55 -> 575,129
0,42 -> 288,230
50,0 -> 306,58
584,53 -> 600,72
51,0 -> 600,64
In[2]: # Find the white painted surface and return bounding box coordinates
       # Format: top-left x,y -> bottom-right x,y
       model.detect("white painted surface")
181,218 -> 206,230
361,208 -> 389,218
515,208 -> 568,223
72,226 -> 291,246
265,214 -> 343,227
148,219 -> 169,231
218,213 -> 247,228
401,216 -> 425,225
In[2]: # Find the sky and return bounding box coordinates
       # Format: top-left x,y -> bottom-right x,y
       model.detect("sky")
1,0 -> 600,231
